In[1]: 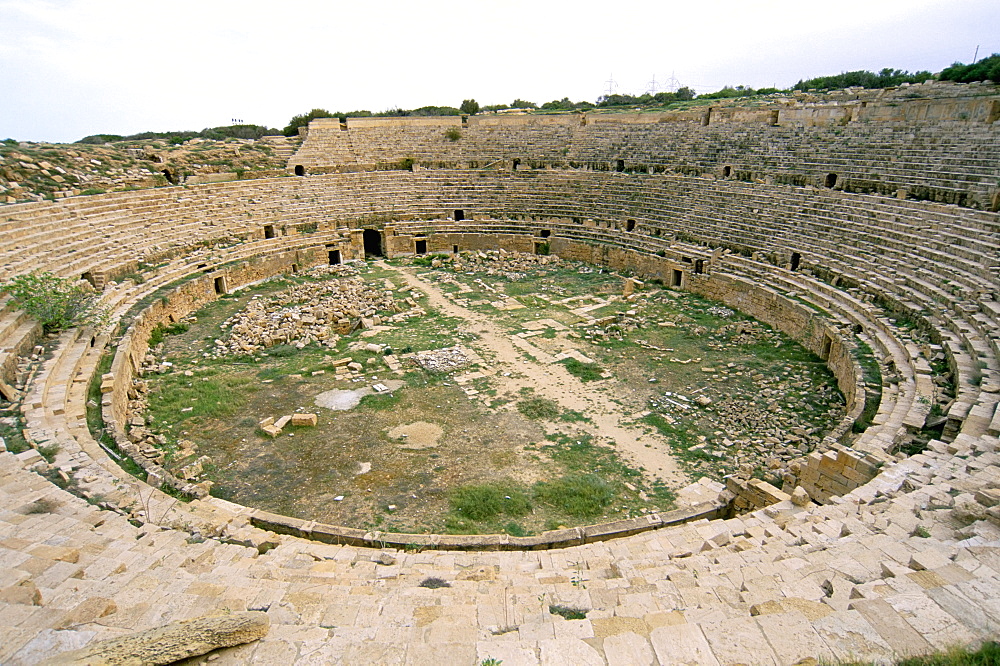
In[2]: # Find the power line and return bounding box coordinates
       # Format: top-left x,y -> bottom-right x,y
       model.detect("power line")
603,73 -> 618,97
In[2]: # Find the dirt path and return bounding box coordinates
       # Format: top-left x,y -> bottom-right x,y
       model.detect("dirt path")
386,262 -> 689,487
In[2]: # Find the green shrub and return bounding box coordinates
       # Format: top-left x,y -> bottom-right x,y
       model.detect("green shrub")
548,605 -> 587,620
148,322 -> 189,347
266,344 -> 298,358
449,482 -> 532,521
533,474 -> 615,517
517,397 -> 561,420
23,497 -> 61,514
4,271 -> 103,332
459,99 -> 480,115
895,641 -> 999,665
561,358 -> 603,381
793,67 -> 933,91
503,521 -> 529,537
940,54 -> 1000,84
419,577 -> 451,588
444,127 -> 462,142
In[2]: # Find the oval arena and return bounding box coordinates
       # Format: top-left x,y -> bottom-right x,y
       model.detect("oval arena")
2,82 -> 999,664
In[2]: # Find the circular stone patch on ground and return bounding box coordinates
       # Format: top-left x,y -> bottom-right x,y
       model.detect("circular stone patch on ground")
387,421 -> 444,449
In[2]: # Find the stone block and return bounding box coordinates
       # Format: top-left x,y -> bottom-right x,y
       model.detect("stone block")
975,488 -> 1000,507
290,413 -> 318,427
754,610 -> 834,664
908,549 -> 951,571
29,545 -> 80,563
603,631 -> 656,665
649,623 -> 720,666
791,486 -> 812,507
813,609 -> 893,663
0,580 -> 42,606
15,449 -> 43,466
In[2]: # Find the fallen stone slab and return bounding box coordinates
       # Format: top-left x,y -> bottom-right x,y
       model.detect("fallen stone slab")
291,413 -> 318,427
39,611 -> 269,665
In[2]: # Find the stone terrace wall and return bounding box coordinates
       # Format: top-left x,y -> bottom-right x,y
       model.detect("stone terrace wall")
289,83 -> 1000,210
2,85 -> 1000,662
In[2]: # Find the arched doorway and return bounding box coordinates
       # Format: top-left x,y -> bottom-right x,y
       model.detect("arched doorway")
363,229 -> 383,257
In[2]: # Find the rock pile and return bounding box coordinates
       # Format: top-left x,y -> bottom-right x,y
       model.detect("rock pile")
421,249 -> 562,278
649,376 -> 842,477
1,136 -> 292,203
412,347 -> 474,373
212,267 -> 399,357
712,320 -> 781,347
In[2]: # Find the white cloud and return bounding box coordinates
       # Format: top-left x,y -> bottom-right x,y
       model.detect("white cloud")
1,0 -> 996,142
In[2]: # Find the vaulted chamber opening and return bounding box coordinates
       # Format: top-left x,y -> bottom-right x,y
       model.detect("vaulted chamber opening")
363,229 -> 383,257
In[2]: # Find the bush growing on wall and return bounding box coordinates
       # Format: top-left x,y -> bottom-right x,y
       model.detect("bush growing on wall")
4,272 -> 103,332
459,99 -> 480,115
793,68 -> 933,91
940,54 -> 1000,83
282,108 -> 335,136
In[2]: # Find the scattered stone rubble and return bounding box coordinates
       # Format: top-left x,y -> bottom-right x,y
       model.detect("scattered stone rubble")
259,413 -> 318,438
649,377 -> 843,479
712,320 -> 782,348
412,346 -> 475,373
0,137 -> 293,203
212,264 -> 403,357
441,248 -> 561,277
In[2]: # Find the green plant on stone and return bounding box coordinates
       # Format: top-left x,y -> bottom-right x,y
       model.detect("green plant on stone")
419,577 -> 451,589
3,271 -> 104,332
38,442 -> 60,462
548,605 -> 587,620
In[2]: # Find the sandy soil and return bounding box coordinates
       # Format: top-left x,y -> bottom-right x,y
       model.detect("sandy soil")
388,262 -> 690,487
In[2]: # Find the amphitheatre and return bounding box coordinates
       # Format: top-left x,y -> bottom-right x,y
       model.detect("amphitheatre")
1,80 -> 999,664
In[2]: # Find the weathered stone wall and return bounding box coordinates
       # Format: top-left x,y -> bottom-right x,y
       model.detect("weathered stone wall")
290,84 -> 1000,208
103,247 -> 328,494
686,273 -> 863,427
857,96 -> 1000,123
726,476 -> 791,513
249,499 -> 728,551
785,444 -> 884,503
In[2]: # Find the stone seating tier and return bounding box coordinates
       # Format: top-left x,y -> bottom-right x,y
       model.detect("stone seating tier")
0,147 -> 998,662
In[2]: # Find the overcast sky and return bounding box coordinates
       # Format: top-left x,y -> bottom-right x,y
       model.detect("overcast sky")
1,0 -> 997,143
